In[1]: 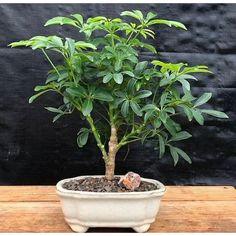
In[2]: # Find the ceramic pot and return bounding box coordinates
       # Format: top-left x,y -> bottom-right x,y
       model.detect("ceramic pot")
56,175 -> 166,233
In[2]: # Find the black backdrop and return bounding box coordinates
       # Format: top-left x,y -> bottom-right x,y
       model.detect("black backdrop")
0,4 -> 235,185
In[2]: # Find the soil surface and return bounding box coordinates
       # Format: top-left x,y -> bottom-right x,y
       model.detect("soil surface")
62,177 -> 160,192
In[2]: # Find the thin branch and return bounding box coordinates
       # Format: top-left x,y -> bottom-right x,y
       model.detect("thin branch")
152,85 -> 159,103
86,114 -> 109,161
94,109 -> 110,124
123,144 -> 130,161
41,49 -> 60,76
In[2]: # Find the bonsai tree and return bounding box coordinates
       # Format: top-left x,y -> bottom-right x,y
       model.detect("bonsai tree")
10,10 -> 228,180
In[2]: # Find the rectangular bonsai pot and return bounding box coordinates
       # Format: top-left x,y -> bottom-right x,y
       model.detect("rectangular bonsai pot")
56,175 -> 166,233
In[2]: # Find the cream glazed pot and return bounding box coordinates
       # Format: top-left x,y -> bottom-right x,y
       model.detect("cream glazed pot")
56,175 -> 166,233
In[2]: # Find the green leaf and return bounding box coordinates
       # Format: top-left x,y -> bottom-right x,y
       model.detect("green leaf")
87,16 -> 107,23
146,12 -> 157,21
113,73 -> 123,84
71,14 -> 83,26
9,40 -> 33,48
175,147 -> 192,164
45,107 -> 64,114
93,88 -> 114,101
46,73 -> 58,83
75,41 -> 97,50
135,90 -> 152,99
130,101 -> 142,116
115,60 -> 122,71
170,131 -> 192,142
90,37 -> 108,47
114,98 -> 126,108
44,16 -> 77,27
114,91 -> 126,98
152,60 -> 167,67
148,19 -> 187,30
121,10 -> 143,22
30,39 -> 48,50
82,99 -> 93,116
103,73 -> 113,83
141,28 -> 155,39
29,90 -> 50,103
169,145 -> 179,166
178,104 -> 193,121
144,110 -> 154,122
177,74 -> 198,81
160,93 -> 168,109
97,71 -> 107,77
165,107 -> 175,114
142,43 -> 157,53
194,93 -> 212,107
183,65 -> 212,74
127,79 -> 136,94
153,119 -> 162,128
34,85 -> 51,91
52,113 -> 63,123
193,109 -> 204,125
139,30 -> 147,39
57,71 -> 69,81
179,78 -> 190,91
65,38 -> 75,56
163,118 -> 180,136
158,135 -> 165,159
182,88 -> 196,102
142,104 -> 158,112
159,73 -> 175,87
201,109 -> 229,119
135,61 -> 148,74
160,111 -> 168,123
127,55 -> 138,64
130,39 -> 157,53
133,10 -> 144,21
66,86 -> 87,97
122,71 -> 135,77
121,100 -> 130,117
77,128 -> 90,148
47,36 -> 64,48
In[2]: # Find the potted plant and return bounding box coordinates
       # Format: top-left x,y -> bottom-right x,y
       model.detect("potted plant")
10,10 -> 228,233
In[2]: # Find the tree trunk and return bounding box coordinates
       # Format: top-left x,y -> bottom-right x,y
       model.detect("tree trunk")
105,126 -> 118,180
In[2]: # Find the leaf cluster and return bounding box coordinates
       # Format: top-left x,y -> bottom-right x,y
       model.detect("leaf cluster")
9,10 -> 228,165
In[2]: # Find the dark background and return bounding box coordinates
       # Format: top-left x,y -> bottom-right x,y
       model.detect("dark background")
0,4 -> 235,185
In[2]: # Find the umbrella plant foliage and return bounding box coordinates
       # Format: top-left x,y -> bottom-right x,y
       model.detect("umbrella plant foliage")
10,10 -> 228,180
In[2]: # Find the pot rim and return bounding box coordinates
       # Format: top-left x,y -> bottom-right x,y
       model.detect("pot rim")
56,175 -> 166,196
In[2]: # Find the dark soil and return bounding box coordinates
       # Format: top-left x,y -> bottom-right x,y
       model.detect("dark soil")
62,177 -> 160,192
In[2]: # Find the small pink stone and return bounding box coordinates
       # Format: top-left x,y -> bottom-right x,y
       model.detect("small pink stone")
118,172 -> 141,190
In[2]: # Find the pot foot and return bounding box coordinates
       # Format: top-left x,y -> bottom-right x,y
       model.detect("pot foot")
133,224 -> 151,233
69,224 -> 89,233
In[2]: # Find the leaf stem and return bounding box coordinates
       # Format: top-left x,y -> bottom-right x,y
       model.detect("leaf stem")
41,49 -> 60,76
126,31 -> 134,44
152,85 -> 159,103
117,122 -> 146,149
